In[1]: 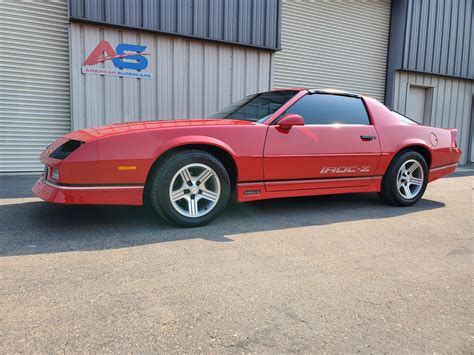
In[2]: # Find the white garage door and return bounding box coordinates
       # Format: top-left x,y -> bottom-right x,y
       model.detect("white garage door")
274,0 -> 391,102
0,1 -> 70,172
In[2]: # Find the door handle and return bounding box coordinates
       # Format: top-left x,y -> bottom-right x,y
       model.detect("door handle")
360,135 -> 376,141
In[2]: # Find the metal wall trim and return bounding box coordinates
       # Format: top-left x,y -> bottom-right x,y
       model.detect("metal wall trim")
397,69 -> 474,83
69,0 -> 282,51
69,17 -> 281,52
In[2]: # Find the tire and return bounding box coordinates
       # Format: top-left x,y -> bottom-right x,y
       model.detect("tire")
148,150 -> 230,227
378,150 -> 428,206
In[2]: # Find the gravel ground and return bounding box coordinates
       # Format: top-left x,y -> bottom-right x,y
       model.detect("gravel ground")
0,172 -> 472,352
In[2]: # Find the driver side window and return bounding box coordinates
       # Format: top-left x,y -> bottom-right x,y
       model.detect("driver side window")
286,94 -> 370,125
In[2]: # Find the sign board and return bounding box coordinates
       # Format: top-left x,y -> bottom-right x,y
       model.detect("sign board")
82,40 -> 153,79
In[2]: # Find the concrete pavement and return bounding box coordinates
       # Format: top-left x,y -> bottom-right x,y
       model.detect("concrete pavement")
0,173 -> 472,352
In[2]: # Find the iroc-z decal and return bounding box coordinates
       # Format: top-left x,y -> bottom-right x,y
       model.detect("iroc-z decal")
320,166 -> 371,174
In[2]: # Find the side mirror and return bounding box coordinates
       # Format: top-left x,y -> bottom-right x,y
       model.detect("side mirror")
277,114 -> 305,130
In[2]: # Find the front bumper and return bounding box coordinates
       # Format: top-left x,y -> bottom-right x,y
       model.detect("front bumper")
32,178 -> 144,206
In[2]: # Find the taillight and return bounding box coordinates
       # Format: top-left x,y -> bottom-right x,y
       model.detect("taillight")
450,129 -> 458,148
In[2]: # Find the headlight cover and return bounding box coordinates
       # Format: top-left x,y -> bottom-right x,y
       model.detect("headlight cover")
49,140 -> 84,160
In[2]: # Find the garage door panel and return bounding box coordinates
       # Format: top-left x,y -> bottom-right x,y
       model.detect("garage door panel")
0,1 -> 70,172
274,0 -> 391,102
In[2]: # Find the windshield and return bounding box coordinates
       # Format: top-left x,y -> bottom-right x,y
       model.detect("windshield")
209,90 -> 299,122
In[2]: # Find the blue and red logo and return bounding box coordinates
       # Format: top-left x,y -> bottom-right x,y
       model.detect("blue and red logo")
82,40 -> 152,79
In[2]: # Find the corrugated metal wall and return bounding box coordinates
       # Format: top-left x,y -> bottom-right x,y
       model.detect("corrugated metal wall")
70,23 -> 272,129
273,0 -> 391,102
0,1 -> 70,172
403,0 -> 473,79
393,71 -> 474,164
69,0 -> 281,50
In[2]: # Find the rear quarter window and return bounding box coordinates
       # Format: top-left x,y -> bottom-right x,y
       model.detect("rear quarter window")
391,111 -> 419,125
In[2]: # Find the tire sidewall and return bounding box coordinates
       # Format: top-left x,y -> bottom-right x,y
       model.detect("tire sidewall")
152,151 -> 230,227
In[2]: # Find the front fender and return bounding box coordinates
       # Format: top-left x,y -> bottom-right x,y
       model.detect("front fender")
96,124 -> 267,184
151,135 -> 237,160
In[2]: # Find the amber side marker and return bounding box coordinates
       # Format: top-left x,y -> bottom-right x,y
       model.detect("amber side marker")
117,166 -> 137,171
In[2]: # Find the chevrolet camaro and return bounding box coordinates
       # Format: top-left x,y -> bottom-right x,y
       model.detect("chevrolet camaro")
33,89 -> 461,227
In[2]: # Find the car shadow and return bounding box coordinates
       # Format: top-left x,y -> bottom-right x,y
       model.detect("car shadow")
0,188 -> 445,257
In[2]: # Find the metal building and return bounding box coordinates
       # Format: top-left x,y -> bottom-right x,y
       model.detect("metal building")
0,0 -> 472,172
386,0 -> 473,164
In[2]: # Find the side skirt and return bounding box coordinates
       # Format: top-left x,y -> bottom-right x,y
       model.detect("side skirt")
237,177 -> 383,202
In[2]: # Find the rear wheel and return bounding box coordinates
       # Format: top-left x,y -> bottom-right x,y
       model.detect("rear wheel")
149,150 -> 230,227
379,150 -> 428,206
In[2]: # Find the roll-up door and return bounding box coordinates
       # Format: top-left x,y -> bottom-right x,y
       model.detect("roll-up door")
0,1 -> 70,172
274,0 -> 391,102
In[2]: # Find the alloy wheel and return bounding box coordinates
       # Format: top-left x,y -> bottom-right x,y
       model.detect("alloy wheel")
397,159 -> 424,199
169,163 -> 221,218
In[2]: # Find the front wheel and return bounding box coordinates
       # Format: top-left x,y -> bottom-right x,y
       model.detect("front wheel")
148,150 -> 230,227
379,150 -> 428,206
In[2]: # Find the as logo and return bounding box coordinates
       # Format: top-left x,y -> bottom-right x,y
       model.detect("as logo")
84,40 -> 149,70
81,40 -> 153,79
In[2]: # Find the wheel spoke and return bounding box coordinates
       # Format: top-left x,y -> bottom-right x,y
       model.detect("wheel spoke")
402,184 -> 413,199
188,196 -> 199,216
410,177 -> 423,186
407,162 -> 419,174
171,188 -> 187,202
397,178 -> 403,189
180,168 -> 193,185
200,188 -> 219,202
196,168 -> 213,185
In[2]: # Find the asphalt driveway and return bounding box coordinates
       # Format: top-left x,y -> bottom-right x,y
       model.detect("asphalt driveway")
0,172 -> 472,352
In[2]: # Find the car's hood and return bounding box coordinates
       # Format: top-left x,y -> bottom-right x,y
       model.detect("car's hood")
64,118 -> 256,142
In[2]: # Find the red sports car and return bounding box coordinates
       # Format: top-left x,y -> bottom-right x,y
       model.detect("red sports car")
33,89 -> 461,227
